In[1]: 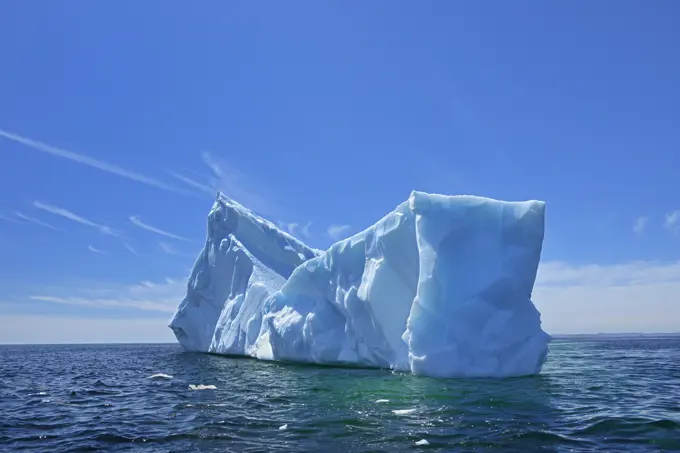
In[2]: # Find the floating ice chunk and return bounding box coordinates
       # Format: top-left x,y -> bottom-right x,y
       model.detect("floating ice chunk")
170,191 -> 550,378
392,408 -> 417,416
188,384 -> 217,390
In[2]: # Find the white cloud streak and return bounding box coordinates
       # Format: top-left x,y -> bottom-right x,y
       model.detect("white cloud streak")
633,216 -> 648,235
88,245 -> 107,255
664,210 -> 680,232
31,295 -> 173,312
27,277 -> 185,314
158,241 -> 185,257
123,243 -> 140,256
536,260 -> 680,287
1,214 -> 23,224
129,216 -> 189,241
13,211 -> 61,231
170,153 -> 304,221
33,201 -> 122,237
287,222 -> 298,236
0,129 -> 182,193
200,151 -> 279,216
301,222 -> 312,238
327,224 -> 352,240
167,171 -> 215,195
276,221 -> 312,240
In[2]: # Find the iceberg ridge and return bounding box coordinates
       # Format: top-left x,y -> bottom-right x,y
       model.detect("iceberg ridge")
169,191 -> 550,378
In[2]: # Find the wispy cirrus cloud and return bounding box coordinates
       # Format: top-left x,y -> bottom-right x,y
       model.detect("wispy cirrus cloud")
167,171 -> 214,195
1,214 -> 22,224
123,243 -> 140,256
13,211 -> 61,231
664,210 -> 680,234
129,216 -> 190,241
327,224 -> 352,240
170,153 -> 317,235
0,129 -> 183,193
88,245 -> 107,255
174,151 -> 279,217
536,260 -> 680,287
633,216 -> 649,235
158,241 -> 186,257
301,222 -> 312,238
28,276 -> 184,314
287,222 -> 299,236
33,201 -> 122,237
30,294 -> 174,312
284,221 -> 313,239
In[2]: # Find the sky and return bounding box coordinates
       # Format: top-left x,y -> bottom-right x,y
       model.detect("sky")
1,1 -> 679,343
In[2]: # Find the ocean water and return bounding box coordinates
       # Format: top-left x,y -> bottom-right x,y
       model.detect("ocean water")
1,337 -> 679,452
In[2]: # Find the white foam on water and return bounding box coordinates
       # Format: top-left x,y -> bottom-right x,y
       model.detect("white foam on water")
415,439 -> 429,446
148,373 -> 173,379
188,384 -> 217,390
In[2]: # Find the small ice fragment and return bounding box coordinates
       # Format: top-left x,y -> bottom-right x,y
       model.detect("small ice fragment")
375,399 -> 389,403
392,408 -> 417,415
415,439 -> 429,446
279,424 -> 288,430
148,373 -> 173,379
188,384 -> 217,390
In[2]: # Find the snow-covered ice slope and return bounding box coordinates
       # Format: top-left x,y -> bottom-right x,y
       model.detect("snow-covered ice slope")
169,191 -> 550,378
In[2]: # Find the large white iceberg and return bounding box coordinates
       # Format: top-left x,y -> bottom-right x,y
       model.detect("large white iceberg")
169,191 -> 550,378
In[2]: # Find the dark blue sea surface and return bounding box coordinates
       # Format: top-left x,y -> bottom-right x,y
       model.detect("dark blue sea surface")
1,337 -> 680,452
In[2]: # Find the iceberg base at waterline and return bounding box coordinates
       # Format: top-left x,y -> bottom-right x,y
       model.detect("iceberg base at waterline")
169,191 -> 550,378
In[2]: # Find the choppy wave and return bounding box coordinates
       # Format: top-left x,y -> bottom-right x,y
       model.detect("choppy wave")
1,338 -> 680,452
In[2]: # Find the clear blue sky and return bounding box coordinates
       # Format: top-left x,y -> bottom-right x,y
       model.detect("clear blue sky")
1,1 -> 679,342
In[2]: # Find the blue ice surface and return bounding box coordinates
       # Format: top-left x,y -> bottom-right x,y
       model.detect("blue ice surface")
170,191 -> 550,378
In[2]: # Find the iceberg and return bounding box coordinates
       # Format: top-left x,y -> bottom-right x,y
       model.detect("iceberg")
169,191 -> 550,378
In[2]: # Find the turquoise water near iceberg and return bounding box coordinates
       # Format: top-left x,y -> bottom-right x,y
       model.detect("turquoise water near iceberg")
1,336 -> 679,452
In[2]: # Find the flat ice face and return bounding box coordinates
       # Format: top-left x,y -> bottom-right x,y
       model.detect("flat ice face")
169,191 -> 550,378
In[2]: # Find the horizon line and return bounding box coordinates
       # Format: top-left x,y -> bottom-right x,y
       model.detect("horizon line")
2,332 -> 680,346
